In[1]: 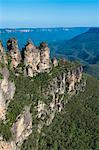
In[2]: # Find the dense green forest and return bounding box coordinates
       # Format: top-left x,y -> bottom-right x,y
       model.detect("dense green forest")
21,75 -> 99,150
0,60 -> 99,150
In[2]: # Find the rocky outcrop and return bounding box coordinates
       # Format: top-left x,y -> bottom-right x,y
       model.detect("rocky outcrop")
38,42 -> 51,72
37,95 -> 63,133
53,57 -> 58,67
24,41 -> 40,77
7,38 -> 21,69
36,65 -> 85,133
0,41 -> 8,65
11,106 -> 32,148
0,39 -> 52,77
0,38 -> 87,150
24,41 -> 51,76
0,67 -> 15,120
66,66 -> 83,92
0,137 -> 16,150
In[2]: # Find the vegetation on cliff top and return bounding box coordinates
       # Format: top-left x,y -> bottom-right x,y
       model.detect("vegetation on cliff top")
6,60 -> 81,125
0,60 -> 99,150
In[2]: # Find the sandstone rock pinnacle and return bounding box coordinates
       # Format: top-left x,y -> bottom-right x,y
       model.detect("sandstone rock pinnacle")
7,38 -> 21,69
38,42 -> 50,72
24,41 -> 40,77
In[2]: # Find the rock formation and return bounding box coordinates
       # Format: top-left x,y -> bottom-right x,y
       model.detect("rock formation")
36,65 -> 85,133
24,41 -> 40,77
66,66 -> 83,92
0,41 -> 8,65
0,38 -> 86,150
38,42 -> 51,72
11,106 -> 32,148
53,57 -> 58,67
0,67 -> 15,120
24,41 -> 51,76
7,38 -> 21,69
0,139 -> 16,150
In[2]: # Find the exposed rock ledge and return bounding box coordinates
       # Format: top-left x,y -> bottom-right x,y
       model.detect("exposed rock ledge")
0,106 -> 32,150
0,67 -> 15,120
11,106 -> 32,149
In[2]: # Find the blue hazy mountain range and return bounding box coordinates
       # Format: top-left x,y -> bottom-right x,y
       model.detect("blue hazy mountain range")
50,27 -> 99,63
0,27 -> 88,49
50,27 -> 99,78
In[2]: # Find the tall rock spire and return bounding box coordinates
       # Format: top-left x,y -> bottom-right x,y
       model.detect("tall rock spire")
24,41 -> 40,77
38,42 -> 50,72
7,38 -> 21,69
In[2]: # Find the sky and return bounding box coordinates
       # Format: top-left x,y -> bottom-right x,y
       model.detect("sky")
0,0 -> 99,28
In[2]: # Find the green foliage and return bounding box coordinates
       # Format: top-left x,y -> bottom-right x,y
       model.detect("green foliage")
21,75 -> 99,150
0,60 -> 98,149
0,62 -> 5,68
85,64 -> 99,79
0,121 -> 12,141
7,60 -> 76,125
7,70 -> 53,126
0,73 -> 3,79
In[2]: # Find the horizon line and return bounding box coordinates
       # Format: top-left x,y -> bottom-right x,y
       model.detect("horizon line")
0,26 -> 99,29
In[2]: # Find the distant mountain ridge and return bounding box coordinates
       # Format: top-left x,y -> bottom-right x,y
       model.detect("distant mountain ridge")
0,27 -> 88,49
51,27 -> 99,63
50,27 -> 99,78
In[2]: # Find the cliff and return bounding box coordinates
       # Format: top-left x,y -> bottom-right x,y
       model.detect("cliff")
0,38 -> 98,150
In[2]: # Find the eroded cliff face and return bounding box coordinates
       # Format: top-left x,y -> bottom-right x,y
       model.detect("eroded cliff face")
0,38 -> 86,150
0,106 -> 32,150
0,43 -> 15,120
0,67 -> 15,120
66,66 -> 84,93
36,65 -> 85,133
11,106 -> 32,148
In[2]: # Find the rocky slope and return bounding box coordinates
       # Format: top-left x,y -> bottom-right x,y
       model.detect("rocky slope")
0,38 -> 98,150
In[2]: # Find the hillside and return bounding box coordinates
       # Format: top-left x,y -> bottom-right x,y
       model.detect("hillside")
51,27 -> 99,64
0,39 -> 99,150
50,27 -> 99,78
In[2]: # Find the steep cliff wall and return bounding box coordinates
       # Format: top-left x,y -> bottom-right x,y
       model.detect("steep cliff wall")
35,63 -> 85,133
0,67 -> 15,120
0,54 -> 15,121
11,106 -> 32,148
0,39 -> 87,150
